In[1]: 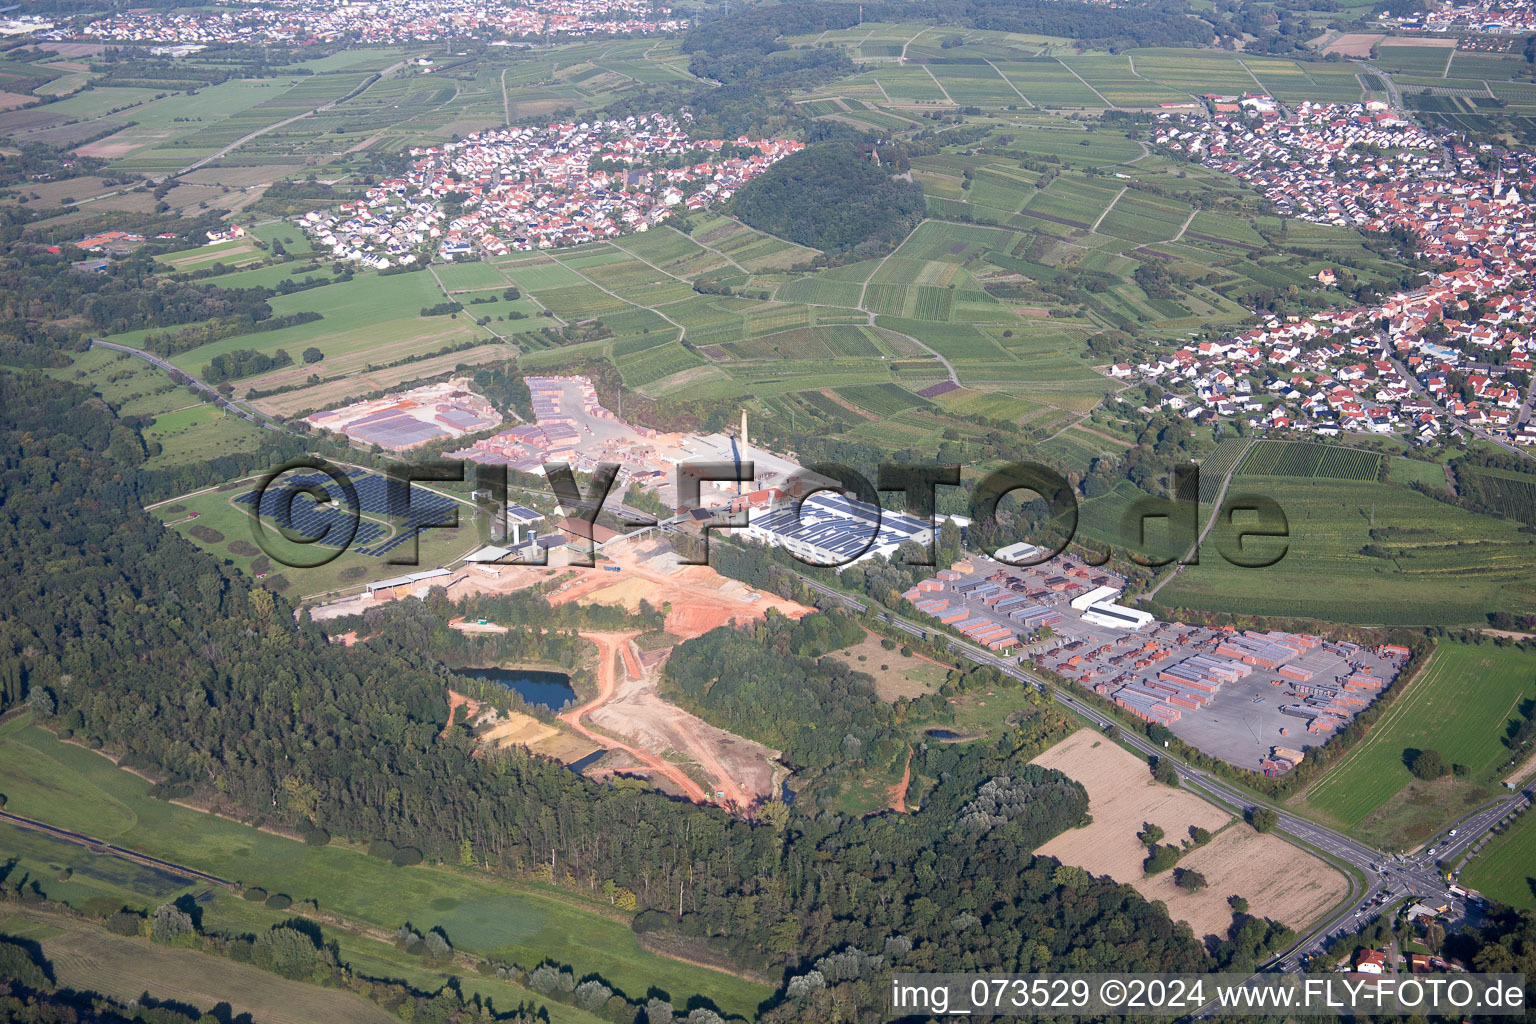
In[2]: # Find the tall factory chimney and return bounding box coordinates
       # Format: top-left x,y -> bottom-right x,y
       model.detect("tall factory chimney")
739,409 -> 749,495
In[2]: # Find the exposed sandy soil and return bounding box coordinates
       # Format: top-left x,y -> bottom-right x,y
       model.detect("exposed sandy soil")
562,632 -> 717,805
1033,730 -> 1348,939
450,686 -> 599,762
444,689 -> 485,734
1503,746 -> 1536,786
546,539 -> 811,639
307,540 -> 805,812
573,633 -> 783,811
74,129 -> 174,158
1324,33 -> 1384,56
887,747 -> 913,813
450,619 -> 507,633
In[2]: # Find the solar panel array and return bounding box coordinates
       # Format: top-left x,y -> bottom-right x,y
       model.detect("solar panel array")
235,472 -> 461,559
750,492 -> 932,562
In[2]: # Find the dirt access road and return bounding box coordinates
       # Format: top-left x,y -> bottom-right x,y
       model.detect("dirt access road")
564,633 -> 728,808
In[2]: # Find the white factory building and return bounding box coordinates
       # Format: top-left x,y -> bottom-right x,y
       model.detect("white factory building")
1070,584 -> 1155,631
741,492 -> 954,568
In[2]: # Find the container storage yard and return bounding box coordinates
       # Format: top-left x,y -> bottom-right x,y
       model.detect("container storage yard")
903,554 -> 1408,771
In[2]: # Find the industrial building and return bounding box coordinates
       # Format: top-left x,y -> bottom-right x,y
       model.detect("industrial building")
1069,585 -> 1154,631
365,567 -> 457,598
741,492 -> 942,567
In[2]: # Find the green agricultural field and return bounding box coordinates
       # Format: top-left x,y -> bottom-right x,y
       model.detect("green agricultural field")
1236,440 -> 1383,481
0,718 -> 771,1019
1156,477 -> 1536,625
1461,806 -> 1536,912
834,382 -> 928,416
1389,456 -> 1453,492
140,403 -> 270,468
1294,641 -> 1536,847
1372,46 -> 1457,77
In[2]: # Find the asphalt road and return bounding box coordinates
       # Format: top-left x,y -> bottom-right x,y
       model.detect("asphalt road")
90,338 -> 279,431
1386,350 -> 1531,458
785,567 -> 1529,968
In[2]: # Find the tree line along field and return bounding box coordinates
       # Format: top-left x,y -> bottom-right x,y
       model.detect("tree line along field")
0,718 -> 771,1019
1292,641 -> 1536,850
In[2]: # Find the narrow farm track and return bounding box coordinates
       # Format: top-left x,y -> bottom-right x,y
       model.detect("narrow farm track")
1090,187 -> 1127,233
1056,58 -> 1116,109
1141,438 -> 1254,602
887,746 -> 914,813
177,58 -> 410,179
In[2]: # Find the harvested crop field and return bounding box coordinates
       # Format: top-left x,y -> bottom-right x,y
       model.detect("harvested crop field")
828,632 -> 946,701
1323,33 -> 1384,56
247,340 -> 513,416
1033,730 -> 1348,939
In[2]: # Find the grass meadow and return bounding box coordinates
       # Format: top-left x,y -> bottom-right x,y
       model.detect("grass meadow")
0,717 -> 772,1019
1462,808 -> 1536,912
1294,642 -> 1535,847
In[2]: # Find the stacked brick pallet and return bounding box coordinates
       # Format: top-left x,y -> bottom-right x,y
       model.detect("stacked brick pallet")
1343,672 -> 1382,692
1115,689 -> 1181,725
1010,605 -> 1062,629
1158,654 -> 1248,688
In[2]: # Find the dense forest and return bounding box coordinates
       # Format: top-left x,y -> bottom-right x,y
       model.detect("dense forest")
730,143 -> 925,258
662,610 -> 949,771
0,244 -> 284,355
0,369 -> 1240,1019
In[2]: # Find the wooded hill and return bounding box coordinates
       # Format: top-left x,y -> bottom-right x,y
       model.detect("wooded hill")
729,142 -> 925,259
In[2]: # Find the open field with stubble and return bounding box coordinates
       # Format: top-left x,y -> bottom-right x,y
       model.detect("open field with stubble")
1033,730 -> 1348,939
34,915 -> 397,1024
